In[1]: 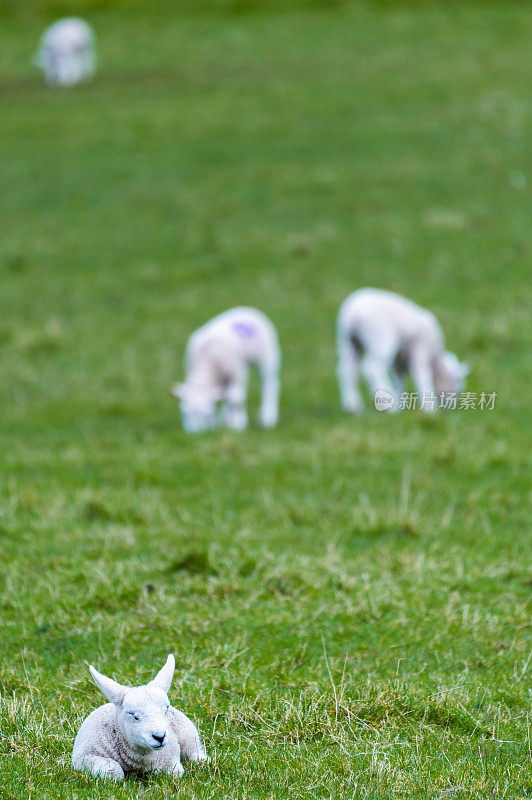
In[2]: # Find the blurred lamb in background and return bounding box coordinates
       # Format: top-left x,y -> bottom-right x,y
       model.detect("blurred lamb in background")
36,18 -> 96,87
337,288 -> 469,413
171,307 -> 281,432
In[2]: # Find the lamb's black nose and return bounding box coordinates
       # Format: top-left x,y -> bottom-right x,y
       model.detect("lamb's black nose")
152,733 -> 165,745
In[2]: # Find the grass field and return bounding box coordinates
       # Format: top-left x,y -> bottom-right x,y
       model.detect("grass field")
1,2 -> 531,798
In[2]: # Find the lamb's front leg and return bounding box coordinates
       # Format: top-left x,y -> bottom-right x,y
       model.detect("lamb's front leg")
410,348 -> 437,412
76,755 -> 125,781
361,353 -> 398,412
224,380 -> 248,430
259,364 -> 279,428
390,366 -> 404,397
337,337 -> 364,413
153,737 -> 185,778
155,760 -> 184,778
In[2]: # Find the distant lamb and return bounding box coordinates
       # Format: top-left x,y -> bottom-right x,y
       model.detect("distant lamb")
337,288 -> 469,413
36,18 -> 96,87
171,307 -> 281,432
72,655 -> 208,781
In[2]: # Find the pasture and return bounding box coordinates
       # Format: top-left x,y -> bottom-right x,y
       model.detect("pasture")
0,2 -> 530,797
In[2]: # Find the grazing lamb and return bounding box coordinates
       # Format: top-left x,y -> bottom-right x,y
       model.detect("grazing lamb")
72,655 -> 208,781
171,307 -> 281,432
337,288 -> 469,413
36,18 -> 96,87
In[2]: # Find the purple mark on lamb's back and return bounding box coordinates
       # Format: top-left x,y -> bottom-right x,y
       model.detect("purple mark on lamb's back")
232,320 -> 257,339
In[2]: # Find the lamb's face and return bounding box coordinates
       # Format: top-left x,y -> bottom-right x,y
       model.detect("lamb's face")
119,686 -> 171,751
171,384 -> 219,433
89,654 -> 177,752
40,21 -> 94,86
434,351 -> 470,395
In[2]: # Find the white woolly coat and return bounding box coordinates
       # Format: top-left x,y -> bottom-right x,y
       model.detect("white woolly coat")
72,702 -> 204,775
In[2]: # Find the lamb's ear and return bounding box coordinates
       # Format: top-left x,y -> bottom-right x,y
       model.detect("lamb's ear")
149,654 -> 175,693
89,665 -> 126,706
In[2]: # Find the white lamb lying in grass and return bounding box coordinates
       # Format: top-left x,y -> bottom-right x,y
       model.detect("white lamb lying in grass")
171,307 -> 281,432
337,288 -> 469,413
36,18 -> 96,87
72,655 -> 208,781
